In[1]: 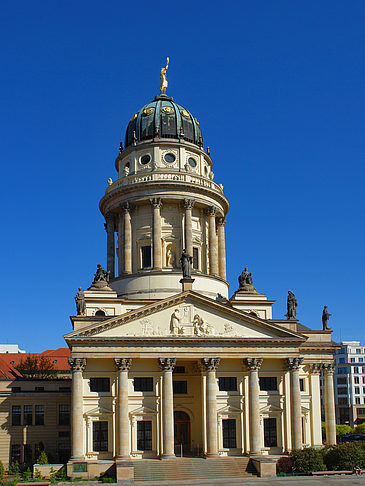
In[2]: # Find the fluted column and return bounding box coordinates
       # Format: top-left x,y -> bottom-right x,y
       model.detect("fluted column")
115,358 -> 132,460
105,213 -> 115,279
323,363 -> 336,445
182,199 -> 195,258
308,364 -> 323,447
206,206 -> 218,276
150,198 -> 163,270
244,358 -> 263,455
202,358 -> 220,457
216,217 -> 227,280
159,358 -> 176,458
286,357 -> 303,450
122,202 -> 132,274
68,357 -> 86,461
117,213 -> 123,277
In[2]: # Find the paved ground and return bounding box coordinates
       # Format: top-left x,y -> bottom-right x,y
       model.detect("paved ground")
133,476 -> 365,486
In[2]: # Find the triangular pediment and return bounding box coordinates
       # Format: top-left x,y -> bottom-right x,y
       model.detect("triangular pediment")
65,291 -> 305,343
217,404 -> 242,414
85,405 -> 112,417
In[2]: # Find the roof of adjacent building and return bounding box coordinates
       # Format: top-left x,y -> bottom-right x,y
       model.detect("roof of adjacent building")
0,356 -> 23,379
0,347 -> 71,372
124,94 -> 203,148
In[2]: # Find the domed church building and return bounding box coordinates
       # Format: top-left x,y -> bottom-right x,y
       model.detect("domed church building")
64,62 -> 337,480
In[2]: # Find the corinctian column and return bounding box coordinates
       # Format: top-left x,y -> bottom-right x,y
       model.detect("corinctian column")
206,206 -> 218,276
105,213 -> 115,279
150,198 -> 163,270
68,357 -> 86,461
159,358 -> 176,458
122,202 -> 132,274
202,358 -> 220,457
244,358 -> 263,455
308,364 -> 323,447
323,363 -> 336,445
182,199 -> 195,258
114,358 -> 132,460
286,357 -> 303,450
117,212 -> 123,277
216,217 -> 227,280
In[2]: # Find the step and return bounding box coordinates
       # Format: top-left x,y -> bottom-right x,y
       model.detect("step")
132,457 -> 257,481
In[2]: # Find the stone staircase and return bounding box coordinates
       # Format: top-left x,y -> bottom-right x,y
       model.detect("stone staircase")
132,456 -> 257,482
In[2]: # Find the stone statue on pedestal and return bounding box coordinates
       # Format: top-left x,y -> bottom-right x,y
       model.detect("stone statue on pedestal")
322,306 -> 332,330
238,267 -> 255,291
88,264 -> 112,290
180,249 -> 192,278
75,287 -> 86,316
287,291 -> 298,320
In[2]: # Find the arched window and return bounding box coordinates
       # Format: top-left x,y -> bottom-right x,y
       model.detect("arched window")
95,310 -> 106,317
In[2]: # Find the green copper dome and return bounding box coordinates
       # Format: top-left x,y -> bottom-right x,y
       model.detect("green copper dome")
125,94 -> 203,148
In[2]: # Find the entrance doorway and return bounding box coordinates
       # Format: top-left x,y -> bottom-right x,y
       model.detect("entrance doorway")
174,411 -> 191,454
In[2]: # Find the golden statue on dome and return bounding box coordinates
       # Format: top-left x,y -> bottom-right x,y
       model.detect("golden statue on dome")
160,57 -> 169,94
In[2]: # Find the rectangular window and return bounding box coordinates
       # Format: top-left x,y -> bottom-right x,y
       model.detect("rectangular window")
355,377 -> 360,384
337,387 -> 348,395
337,377 -> 347,384
141,246 -> 152,269
137,421 -> 152,451
354,367 -> 359,374
339,358 -> 345,363
359,358 -> 364,363
222,419 -> 236,448
90,377 -> 110,393
357,408 -> 365,415
351,358 -> 356,363
355,387 -> 360,394
134,377 -> 153,392
299,379 -> 305,392
24,444 -> 32,463
10,444 -> 21,463
173,381 -> 187,394
93,421 -> 108,452
193,247 -> 199,270
58,442 -> 71,463
23,405 -> 32,425
363,367 -> 365,374
35,405 -> 44,425
219,377 -> 237,392
338,397 -> 348,405
59,405 -> 71,425
357,349 -> 362,354
356,397 -> 361,405
259,377 -> 277,391
12,406 -> 21,426
264,418 -> 277,447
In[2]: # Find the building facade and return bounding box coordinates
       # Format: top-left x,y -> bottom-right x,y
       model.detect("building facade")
64,73 -> 338,474
334,341 -> 365,426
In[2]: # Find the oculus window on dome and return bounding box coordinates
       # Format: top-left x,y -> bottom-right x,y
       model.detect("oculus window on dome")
188,157 -> 197,168
140,154 -> 151,165
164,153 -> 176,163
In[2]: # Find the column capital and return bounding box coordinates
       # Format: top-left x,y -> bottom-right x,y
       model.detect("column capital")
105,212 -> 116,224
182,198 -> 195,210
286,357 -> 303,371
68,357 -> 86,372
121,201 -> 134,213
244,358 -> 263,371
150,197 -> 163,209
205,205 -> 217,217
308,363 -> 322,374
322,363 -> 335,375
216,217 -> 226,227
114,358 -> 132,371
202,357 -> 220,371
158,357 -> 176,371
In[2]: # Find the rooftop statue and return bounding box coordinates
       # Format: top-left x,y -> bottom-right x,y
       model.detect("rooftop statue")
238,267 -> 255,292
322,305 -> 332,330
160,57 -> 169,94
75,287 -> 86,316
180,249 -> 192,279
88,264 -> 112,290
287,291 -> 298,320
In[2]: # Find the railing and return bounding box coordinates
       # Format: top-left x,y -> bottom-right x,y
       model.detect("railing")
105,171 -> 224,195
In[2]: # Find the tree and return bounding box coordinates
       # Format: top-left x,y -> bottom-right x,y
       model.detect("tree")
16,355 -> 56,379
336,424 -> 353,436
354,422 -> 365,434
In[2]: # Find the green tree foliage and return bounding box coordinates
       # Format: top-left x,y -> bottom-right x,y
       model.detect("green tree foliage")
0,461 -> 5,480
8,461 -> 20,475
323,443 -> 365,470
291,448 -> 326,474
36,450 -> 49,465
336,424 -> 353,436
16,355 -> 56,379
23,467 -> 32,481
354,422 -> 365,434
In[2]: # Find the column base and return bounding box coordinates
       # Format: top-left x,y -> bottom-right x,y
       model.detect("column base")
160,454 -> 176,460
205,453 -> 219,458
115,456 -> 131,462
69,456 -> 86,462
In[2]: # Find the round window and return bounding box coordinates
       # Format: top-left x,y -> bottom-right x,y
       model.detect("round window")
141,155 -> 151,165
188,157 -> 197,168
164,153 -> 176,163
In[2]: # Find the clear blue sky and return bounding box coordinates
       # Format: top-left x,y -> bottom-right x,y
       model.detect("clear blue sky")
1,1 -> 364,351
